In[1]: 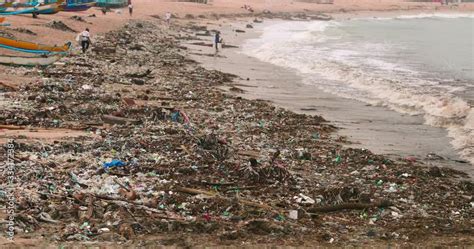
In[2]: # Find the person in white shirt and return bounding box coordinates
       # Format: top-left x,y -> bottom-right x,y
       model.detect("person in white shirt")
128,4 -> 133,16
165,12 -> 171,25
80,28 -> 91,53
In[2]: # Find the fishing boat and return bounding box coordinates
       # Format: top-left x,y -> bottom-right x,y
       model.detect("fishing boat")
0,0 -> 64,16
96,0 -> 128,8
0,3 -> 13,11
61,1 -> 96,12
24,0 -> 95,12
0,37 -> 71,54
0,54 -> 61,66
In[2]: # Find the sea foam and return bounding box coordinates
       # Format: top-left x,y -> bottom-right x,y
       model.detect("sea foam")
242,19 -> 474,164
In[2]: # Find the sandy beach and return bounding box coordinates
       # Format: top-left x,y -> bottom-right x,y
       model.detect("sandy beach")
0,0 -> 473,247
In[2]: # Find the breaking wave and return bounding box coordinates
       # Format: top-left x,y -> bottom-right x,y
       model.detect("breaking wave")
242,19 -> 474,164
354,12 -> 474,21
395,12 -> 474,19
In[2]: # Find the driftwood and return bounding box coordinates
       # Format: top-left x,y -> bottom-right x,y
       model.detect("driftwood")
307,200 -> 392,213
0,81 -> 19,91
174,186 -> 218,196
113,178 -> 131,192
0,124 -> 25,130
93,194 -> 183,220
174,186 -> 278,212
102,115 -> 140,125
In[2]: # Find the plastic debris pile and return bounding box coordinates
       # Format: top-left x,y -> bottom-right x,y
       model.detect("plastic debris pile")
0,20 -> 472,245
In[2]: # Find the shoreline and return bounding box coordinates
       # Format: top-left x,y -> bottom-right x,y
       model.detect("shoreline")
184,13 -> 474,178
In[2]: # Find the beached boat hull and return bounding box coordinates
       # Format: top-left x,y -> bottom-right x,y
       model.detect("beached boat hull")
61,2 -> 96,12
0,37 -> 71,54
0,54 -> 61,66
0,1 -> 62,15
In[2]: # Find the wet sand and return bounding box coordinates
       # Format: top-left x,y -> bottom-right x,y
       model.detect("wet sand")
185,18 -> 473,178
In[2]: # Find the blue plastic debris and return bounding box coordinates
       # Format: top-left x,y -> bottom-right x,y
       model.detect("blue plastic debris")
171,111 -> 180,122
102,159 -> 127,169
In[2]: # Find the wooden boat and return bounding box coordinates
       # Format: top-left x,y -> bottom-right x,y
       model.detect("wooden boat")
0,3 -> 11,11
0,54 -> 61,66
61,2 -> 96,12
96,0 -> 128,8
0,0 -> 63,15
0,37 -> 71,54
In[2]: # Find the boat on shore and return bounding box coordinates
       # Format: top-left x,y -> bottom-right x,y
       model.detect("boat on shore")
0,54 -> 61,66
0,0 -> 64,15
21,0 -> 96,12
0,36 -> 71,54
61,1 -> 96,12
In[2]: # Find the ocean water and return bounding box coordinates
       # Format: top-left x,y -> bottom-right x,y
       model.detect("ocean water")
242,13 -> 474,164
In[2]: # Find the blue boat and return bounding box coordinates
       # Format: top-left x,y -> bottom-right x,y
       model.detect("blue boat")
62,1 -> 96,12
22,0 -> 96,12
0,0 -> 64,15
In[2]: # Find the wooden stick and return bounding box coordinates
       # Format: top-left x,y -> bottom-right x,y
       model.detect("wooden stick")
307,200 -> 392,213
174,186 -> 217,196
113,178 -> 131,192
0,81 -> 19,91
102,115 -> 140,125
174,186 -> 279,213
0,124 -> 25,130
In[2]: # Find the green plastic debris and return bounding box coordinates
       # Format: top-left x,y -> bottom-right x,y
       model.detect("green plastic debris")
146,172 -> 157,177
231,188 -> 240,193
335,155 -> 342,164
376,180 -> 384,186
80,222 -> 89,230
275,214 -> 285,221
48,184 -> 56,192
312,133 -> 320,139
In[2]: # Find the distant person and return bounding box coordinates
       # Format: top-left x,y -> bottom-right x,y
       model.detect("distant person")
79,28 -> 91,53
101,7 -> 107,15
214,31 -> 222,53
165,12 -> 172,25
128,3 -> 133,16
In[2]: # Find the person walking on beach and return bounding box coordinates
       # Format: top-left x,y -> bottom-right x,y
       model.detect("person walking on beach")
128,3 -> 133,16
165,12 -> 172,26
79,28 -> 91,53
214,31 -> 222,53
